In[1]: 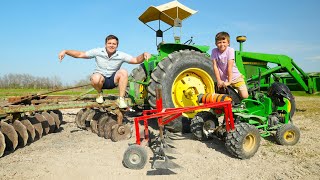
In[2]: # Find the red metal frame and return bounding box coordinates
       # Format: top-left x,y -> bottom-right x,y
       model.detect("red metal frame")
133,97 -> 235,145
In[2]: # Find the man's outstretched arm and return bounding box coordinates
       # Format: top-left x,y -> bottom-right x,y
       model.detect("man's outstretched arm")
58,50 -> 88,62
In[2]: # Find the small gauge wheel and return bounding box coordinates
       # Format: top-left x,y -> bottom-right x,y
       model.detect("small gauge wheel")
123,144 -> 148,170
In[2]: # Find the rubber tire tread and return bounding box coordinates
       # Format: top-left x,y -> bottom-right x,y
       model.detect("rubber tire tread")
147,50 -> 215,132
275,123 -> 300,145
225,123 -> 261,159
127,64 -> 147,100
123,144 -> 148,170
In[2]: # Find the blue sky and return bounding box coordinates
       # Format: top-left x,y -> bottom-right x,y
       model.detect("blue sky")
1,0 -> 320,85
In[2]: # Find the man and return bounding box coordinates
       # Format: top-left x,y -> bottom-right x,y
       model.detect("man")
58,34 -> 151,108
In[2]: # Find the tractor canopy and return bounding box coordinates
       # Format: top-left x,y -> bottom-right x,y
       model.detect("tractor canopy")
139,0 -> 197,27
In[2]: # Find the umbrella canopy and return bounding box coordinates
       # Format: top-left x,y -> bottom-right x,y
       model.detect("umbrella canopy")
139,0 -> 197,27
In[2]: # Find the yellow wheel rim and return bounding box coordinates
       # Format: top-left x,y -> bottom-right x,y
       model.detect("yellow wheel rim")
284,98 -> 292,113
171,68 -> 214,118
283,130 -> 295,142
139,83 -> 147,99
243,133 -> 256,152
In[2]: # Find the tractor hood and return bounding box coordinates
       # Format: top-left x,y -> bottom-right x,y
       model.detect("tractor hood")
139,0 -> 197,26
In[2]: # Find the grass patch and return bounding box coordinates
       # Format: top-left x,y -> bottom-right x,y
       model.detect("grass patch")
0,88 -> 119,99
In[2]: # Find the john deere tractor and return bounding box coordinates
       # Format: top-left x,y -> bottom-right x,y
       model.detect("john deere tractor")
127,1 -> 216,132
127,1 -> 320,135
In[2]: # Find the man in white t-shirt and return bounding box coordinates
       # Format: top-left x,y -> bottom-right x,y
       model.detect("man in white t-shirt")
58,34 -> 151,108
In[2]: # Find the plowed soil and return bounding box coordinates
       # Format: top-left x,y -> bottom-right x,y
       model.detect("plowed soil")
1,96 -> 319,179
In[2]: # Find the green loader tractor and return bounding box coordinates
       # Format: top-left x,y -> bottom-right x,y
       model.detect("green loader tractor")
127,1 -> 320,137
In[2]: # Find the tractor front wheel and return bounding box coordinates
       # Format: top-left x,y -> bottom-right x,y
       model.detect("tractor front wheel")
225,123 -> 260,159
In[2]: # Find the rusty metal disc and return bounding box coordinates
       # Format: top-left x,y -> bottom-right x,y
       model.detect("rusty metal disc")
20,119 -> 35,143
35,113 -> 50,135
110,124 -> 132,142
42,112 -> 56,133
90,110 -> 103,133
52,110 -> 63,123
28,116 -> 43,139
12,120 -> 28,147
85,110 -> 97,131
49,111 -> 61,131
79,109 -> 94,130
97,113 -> 109,137
75,109 -> 86,129
0,131 -> 6,157
0,121 -> 18,151
103,118 -> 117,139
90,120 -> 98,134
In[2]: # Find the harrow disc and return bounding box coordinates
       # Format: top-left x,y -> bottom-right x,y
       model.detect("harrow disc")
52,110 -> 63,123
88,110 -> 102,133
75,109 -> 86,129
12,120 -> 28,147
42,112 -> 56,133
20,119 -> 35,143
103,118 -> 117,139
0,131 -> 5,157
0,121 -> 18,151
85,110 -> 97,131
110,124 -> 132,142
98,114 -> 109,137
49,111 -> 61,131
90,119 -> 99,134
28,116 -> 43,139
79,109 -> 94,130
35,113 -> 50,135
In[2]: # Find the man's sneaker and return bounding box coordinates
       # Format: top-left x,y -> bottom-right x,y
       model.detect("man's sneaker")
117,97 -> 128,109
96,92 -> 104,104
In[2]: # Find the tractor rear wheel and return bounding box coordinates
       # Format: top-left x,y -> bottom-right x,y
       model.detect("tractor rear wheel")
147,50 -> 215,132
225,123 -> 260,159
275,123 -> 300,145
128,64 -> 147,104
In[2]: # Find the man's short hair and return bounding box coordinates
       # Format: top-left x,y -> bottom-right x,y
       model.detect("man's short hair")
215,32 -> 230,43
105,35 -> 119,45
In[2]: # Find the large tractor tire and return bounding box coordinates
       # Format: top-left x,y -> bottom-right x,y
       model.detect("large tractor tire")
128,64 -> 147,101
147,50 -> 216,132
267,82 -> 296,119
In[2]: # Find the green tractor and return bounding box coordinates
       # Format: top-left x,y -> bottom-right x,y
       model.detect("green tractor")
127,0 -> 320,138
127,1 -> 216,132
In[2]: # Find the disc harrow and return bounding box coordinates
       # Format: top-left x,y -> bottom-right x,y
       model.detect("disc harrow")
0,111 -> 62,157
0,84 -> 133,158
74,107 -> 132,142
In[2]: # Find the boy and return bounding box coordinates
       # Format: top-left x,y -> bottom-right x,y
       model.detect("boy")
211,32 -> 248,99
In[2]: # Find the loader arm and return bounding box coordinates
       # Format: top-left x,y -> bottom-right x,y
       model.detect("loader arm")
235,51 -> 319,93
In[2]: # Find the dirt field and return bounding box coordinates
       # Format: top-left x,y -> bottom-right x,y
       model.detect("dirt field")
1,96 -> 319,180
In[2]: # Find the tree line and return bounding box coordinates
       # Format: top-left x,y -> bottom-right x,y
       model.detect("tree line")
0,73 -> 89,89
